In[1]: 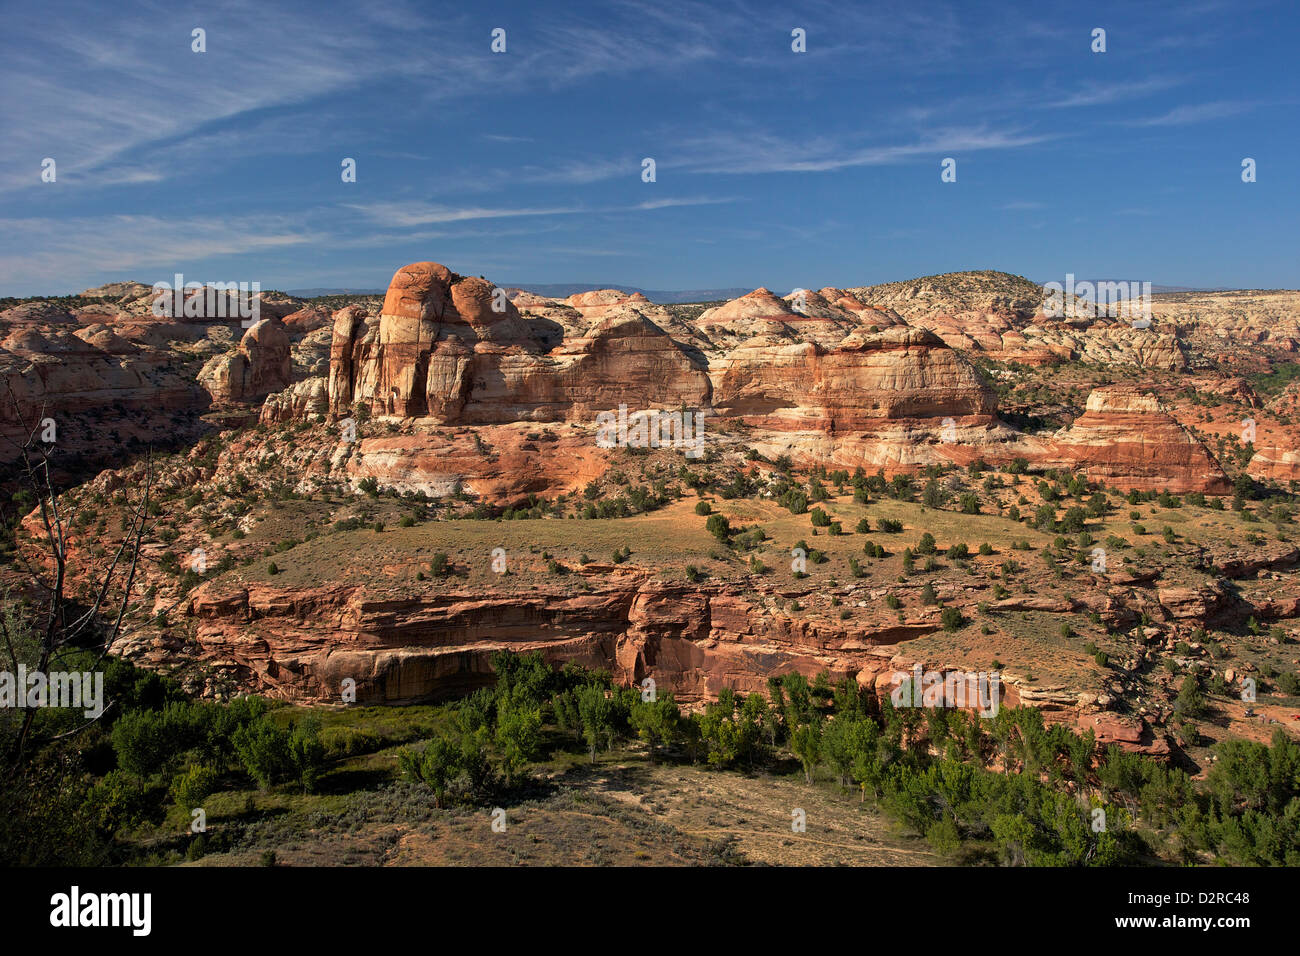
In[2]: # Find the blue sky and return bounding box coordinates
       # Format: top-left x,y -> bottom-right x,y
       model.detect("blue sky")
1,0 -> 1296,297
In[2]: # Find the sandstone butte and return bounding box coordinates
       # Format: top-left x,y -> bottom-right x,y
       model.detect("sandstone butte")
307,261 -> 1228,495
197,317 -> 292,405
1040,387 -> 1231,494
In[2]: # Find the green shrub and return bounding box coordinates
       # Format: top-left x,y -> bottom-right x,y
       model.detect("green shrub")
170,763 -> 220,809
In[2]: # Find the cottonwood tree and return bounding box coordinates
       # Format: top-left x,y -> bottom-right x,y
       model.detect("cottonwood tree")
577,682 -> 615,763
630,693 -> 681,763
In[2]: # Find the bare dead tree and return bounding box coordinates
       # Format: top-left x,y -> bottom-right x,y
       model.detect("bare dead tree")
2,385 -> 154,765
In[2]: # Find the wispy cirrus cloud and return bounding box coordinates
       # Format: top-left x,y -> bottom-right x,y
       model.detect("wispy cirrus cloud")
0,0 -> 725,195
1048,76 -> 1187,109
514,159 -> 638,185
342,202 -> 588,228
0,193 -> 742,290
0,1 -> 427,192
1,0 -> 1294,296
0,213 -> 318,286
1127,100 -> 1253,126
632,196 -> 737,210
344,196 -> 738,226
669,126 -> 1055,175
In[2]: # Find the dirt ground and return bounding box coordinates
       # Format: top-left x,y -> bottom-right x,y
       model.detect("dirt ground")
196,759 -> 935,867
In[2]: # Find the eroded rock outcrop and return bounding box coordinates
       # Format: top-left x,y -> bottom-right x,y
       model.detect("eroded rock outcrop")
328,262 -> 711,424
260,377 -> 328,424
697,287 -> 863,347
716,327 -> 994,423
183,576 -> 940,705
1043,386 -> 1230,493
0,318 -> 209,468
318,265 -> 1011,475
170,570 -> 1172,756
713,326 -> 1009,468
198,317 -> 292,405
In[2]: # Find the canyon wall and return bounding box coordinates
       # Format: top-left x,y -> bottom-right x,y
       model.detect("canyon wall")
1043,386 -> 1231,493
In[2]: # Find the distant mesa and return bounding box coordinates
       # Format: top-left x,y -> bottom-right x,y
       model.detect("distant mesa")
503,283 -> 753,304
286,287 -> 386,297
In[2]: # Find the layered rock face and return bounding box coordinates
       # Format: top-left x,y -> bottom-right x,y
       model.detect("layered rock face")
281,306 -> 333,333
327,262 -> 712,423
185,576 -> 952,706
13,268 -> 1289,498
564,289 -> 651,315
363,262 -> 536,418
320,264 -> 998,455
1141,289 -> 1300,350
309,264 -> 1248,484
692,286 -> 905,350
936,318 -> 1189,370
712,326 -> 1009,467
0,307 -> 212,469
197,317 -> 292,405
1044,387 -> 1231,493
18,261 -> 1253,496
176,572 -> 1164,754
715,326 -> 994,425
331,425 -> 609,500
1247,444 -> 1300,484
0,281 -> 315,469
327,305 -> 376,416
849,270 -> 1046,319
297,264 -> 1027,486
849,271 -> 1188,370
259,377 -> 328,424
1239,383 -> 1300,483
29,293 -> 372,427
